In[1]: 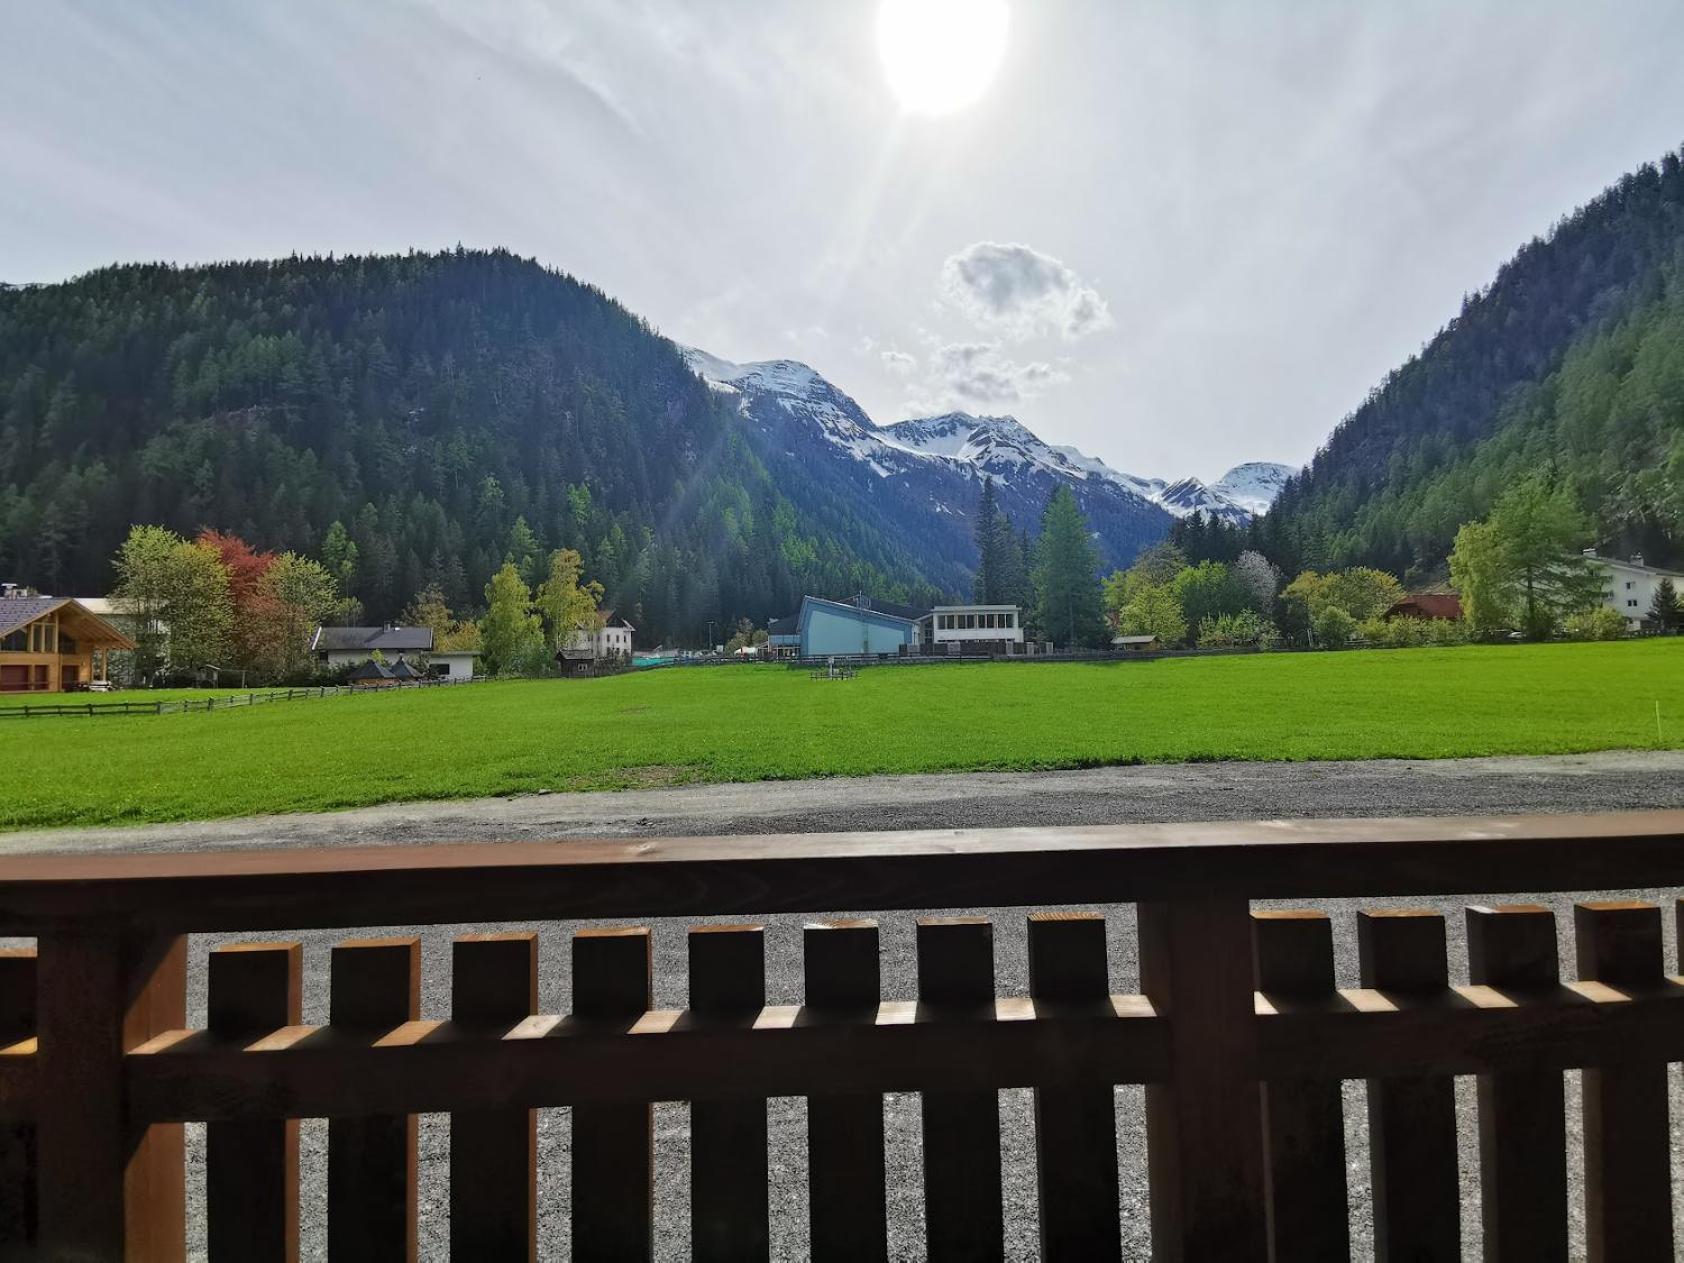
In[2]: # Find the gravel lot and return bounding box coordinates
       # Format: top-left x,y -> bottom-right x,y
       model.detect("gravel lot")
11,751 -> 1684,1260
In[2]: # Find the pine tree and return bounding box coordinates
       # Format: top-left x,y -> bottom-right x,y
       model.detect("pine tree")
1651,577 -> 1681,631
1031,486 -> 1106,647
973,477 -> 1001,603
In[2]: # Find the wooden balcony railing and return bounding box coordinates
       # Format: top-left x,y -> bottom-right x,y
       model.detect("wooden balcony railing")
2,811 -> 1683,1260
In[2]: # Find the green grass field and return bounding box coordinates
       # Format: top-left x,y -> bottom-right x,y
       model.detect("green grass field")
4,640 -> 1682,831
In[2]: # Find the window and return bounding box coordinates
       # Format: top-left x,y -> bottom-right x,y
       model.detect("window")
0,629 -> 25,652
1626,581 -> 1635,590
1628,600 -> 1639,608
1003,612 -> 1014,628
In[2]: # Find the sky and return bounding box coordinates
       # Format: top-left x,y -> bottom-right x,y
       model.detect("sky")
5,1 -> 1684,483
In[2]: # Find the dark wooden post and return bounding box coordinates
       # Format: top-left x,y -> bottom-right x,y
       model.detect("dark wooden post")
1252,910 -> 1348,1262
917,916 -> 1003,1262
571,927 -> 655,1260
1139,897 -> 1267,1261
327,937 -> 419,1263
1358,910 -> 1458,1262
689,925 -> 769,1263
0,948 -> 37,1258
35,930 -> 186,1261
1028,912 -> 1121,1260
1466,905 -> 1566,1262
1577,901 -> 1672,1262
451,933 -> 537,1261
804,920 -> 887,1263
207,943 -> 302,1262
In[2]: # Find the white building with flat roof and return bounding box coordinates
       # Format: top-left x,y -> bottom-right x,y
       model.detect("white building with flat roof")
1587,550 -> 1683,629
928,604 -> 1025,653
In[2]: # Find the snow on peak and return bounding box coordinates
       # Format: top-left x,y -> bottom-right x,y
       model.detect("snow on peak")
1210,462 -> 1294,515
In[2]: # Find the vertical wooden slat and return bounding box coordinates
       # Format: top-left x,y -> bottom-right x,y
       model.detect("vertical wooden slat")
1358,909 -> 1458,1262
690,925 -> 769,1263
35,930 -> 185,1262
571,927 -> 654,1261
804,920 -> 887,1263
1466,905 -> 1566,1262
207,943 -> 301,1263
1139,897 -> 1267,1262
451,933 -> 537,1262
917,916 -> 1003,1262
327,937 -> 419,1263
1028,912 -> 1121,1260
1578,901 -> 1672,1262
0,948 -> 37,1260
1252,910 -> 1349,1263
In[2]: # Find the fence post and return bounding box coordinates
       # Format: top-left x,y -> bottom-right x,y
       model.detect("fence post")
327,938 -> 419,1262
1028,912 -> 1121,1260
689,925 -> 770,1262
571,928 -> 655,1260
450,933 -> 537,1261
917,916 -> 1003,1262
1358,910 -> 1458,1262
1138,897 -> 1267,1262
0,948 -> 38,1254
207,943 -> 302,1262
35,930 -> 187,1261
1466,905 -> 1566,1262
1252,910 -> 1348,1262
804,920 -> 887,1263
1577,901 -> 1672,1261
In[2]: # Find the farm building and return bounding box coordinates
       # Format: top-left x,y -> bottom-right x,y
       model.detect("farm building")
0,590 -> 135,692
795,595 -> 925,657
310,624 -> 478,679
1384,593 -> 1463,621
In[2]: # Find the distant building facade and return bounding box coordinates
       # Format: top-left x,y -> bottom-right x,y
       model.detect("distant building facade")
0,591 -> 135,692
796,595 -> 923,657
310,624 -> 478,679
1587,550 -> 1684,629
563,611 -> 636,663
1384,593 -> 1463,621
929,604 -> 1024,653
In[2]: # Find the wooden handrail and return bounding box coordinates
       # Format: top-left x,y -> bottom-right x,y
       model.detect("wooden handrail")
3,810 -> 1684,935
4,813 -> 1683,1260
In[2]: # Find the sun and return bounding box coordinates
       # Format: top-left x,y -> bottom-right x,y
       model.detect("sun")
877,0 -> 1010,116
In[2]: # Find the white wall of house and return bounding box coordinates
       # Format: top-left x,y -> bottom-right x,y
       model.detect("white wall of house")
565,624 -> 635,659
931,605 -> 1025,647
1591,552 -> 1682,629
430,653 -> 477,680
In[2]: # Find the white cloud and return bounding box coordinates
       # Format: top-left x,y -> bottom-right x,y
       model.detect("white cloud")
904,340 -> 1069,412
939,241 -> 1113,340
879,348 -> 917,375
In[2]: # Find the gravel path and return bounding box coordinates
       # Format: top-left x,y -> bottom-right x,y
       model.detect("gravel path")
10,750 -> 1684,1260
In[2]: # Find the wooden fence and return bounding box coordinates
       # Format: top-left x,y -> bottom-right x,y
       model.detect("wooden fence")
2,811 -> 1683,1259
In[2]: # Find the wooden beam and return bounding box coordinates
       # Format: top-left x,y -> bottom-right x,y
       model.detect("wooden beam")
0,949 -> 36,1257
4,811 -> 1684,936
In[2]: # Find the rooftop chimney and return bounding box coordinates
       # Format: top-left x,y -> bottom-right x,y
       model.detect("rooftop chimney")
1632,553 -> 1645,567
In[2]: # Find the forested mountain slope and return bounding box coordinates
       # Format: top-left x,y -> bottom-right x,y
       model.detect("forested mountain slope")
0,250 -> 943,639
1262,144 -> 1684,579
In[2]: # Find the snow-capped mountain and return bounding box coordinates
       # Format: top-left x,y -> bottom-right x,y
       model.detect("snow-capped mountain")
1212,462 -> 1294,516
681,346 -> 1289,578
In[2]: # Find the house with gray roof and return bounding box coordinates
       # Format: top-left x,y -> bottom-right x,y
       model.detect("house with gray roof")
310,624 -> 479,680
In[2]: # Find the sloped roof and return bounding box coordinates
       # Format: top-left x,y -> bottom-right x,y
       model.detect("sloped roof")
840,593 -> 931,622
1386,594 -> 1463,620
347,659 -> 395,680
600,610 -> 635,630
768,615 -> 798,637
0,596 -> 137,649
389,657 -> 423,679
312,625 -> 434,653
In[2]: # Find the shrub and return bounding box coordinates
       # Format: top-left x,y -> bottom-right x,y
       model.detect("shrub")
1563,605 -> 1626,641
1312,606 -> 1357,650
1197,609 -> 1278,649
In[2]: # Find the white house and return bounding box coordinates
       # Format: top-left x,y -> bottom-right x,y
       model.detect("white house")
1587,550 -> 1683,629
928,604 -> 1025,653
563,610 -> 635,662
310,624 -> 478,679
